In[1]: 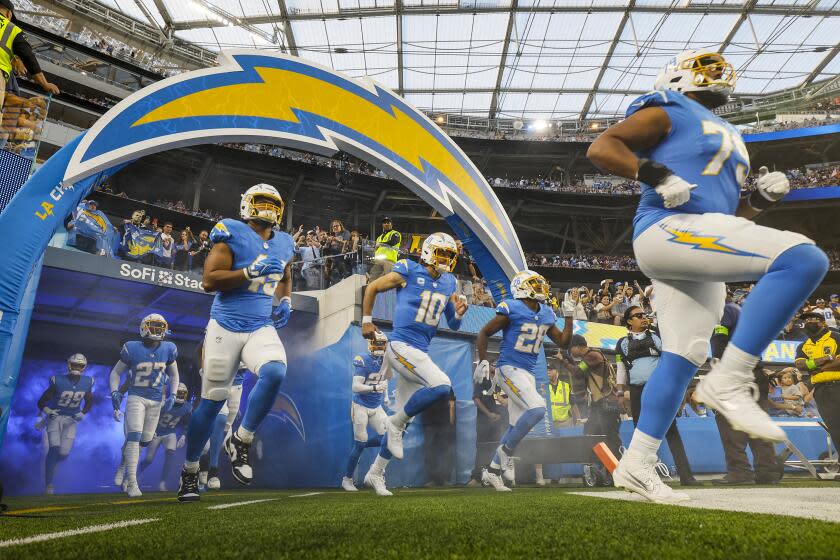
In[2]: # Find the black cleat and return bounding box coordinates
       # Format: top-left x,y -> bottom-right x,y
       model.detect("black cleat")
224,432 -> 253,485
177,469 -> 200,502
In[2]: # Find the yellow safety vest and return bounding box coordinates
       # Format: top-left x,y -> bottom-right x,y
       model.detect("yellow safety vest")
374,230 -> 400,263
0,14 -> 21,78
799,330 -> 840,384
549,381 -> 571,422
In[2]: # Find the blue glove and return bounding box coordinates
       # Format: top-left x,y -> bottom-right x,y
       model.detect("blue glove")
244,255 -> 284,279
111,391 -> 123,411
164,394 -> 175,412
272,297 -> 291,329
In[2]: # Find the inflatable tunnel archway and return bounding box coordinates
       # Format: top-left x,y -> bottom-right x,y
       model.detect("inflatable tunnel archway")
0,51 -> 525,448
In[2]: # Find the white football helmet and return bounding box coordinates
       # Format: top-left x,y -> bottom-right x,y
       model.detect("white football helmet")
510,270 -> 549,302
368,331 -> 388,357
420,233 -> 458,273
240,183 -> 284,225
654,49 -> 736,97
175,383 -> 188,404
67,353 -> 87,374
140,313 -> 168,341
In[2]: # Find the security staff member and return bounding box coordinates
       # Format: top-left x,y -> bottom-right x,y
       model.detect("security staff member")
0,0 -> 60,110
547,365 -> 573,429
795,311 -> 840,454
615,306 -> 698,486
368,217 -> 401,281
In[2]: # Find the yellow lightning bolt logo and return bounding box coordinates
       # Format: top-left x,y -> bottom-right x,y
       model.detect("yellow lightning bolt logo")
393,352 -> 417,375
662,227 -> 763,257
503,377 -> 522,400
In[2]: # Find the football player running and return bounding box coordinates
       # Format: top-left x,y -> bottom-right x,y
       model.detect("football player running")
587,50 -> 828,503
203,364 -> 249,490
110,314 -> 180,497
361,233 -> 467,496
178,184 -> 294,502
474,271 -> 573,491
342,332 -> 390,491
137,383 -> 191,491
36,353 -> 94,495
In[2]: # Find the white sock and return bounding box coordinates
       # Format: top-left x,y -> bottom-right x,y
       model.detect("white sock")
371,455 -> 390,475
124,441 -> 140,482
626,429 -> 661,458
184,461 -> 200,473
236,426 -> 255,444
719,344 -> 759,379
391,411 -> 409,431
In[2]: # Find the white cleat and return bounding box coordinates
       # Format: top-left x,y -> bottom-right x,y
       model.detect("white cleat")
125,481 -> 143,498
496,446 -> 516,482
385,419 -> 404,460
114,465 -> 125,487
198,470 -> 209,487
157,481 -> 167,492
535,477 -> 549,487
364,470 -> 393,497
341,476 -> 358,492
207,477 -> 221,490
696,368 -> 786,442
45,484 -> 54,495
482,469 -> 511,492
613,453 -> 690,504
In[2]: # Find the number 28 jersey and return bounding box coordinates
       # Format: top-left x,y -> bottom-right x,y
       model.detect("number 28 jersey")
390,259 -> 457,353
628,90 -> 750,239
496,298 -> 557,373
209,219 -> 296,333
120,340 -> 178,401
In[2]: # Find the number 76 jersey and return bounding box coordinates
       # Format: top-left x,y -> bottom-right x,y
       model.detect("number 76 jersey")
495,298 -> 557,373
121,340 -> 178,401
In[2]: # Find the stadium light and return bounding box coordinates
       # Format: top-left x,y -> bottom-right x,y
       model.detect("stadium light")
531,120 -> 548,131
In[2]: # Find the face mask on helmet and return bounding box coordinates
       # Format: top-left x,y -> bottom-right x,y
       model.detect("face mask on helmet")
429,246 -> 458,273
241,186 -> 284,225
67,354 -> 87,374
368,334 -> 387,357
175,383 -> 188,404
141,316 -> 168,340
657,51 -> 736,108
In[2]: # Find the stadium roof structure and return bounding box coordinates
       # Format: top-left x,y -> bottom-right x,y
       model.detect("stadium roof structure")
32,0 -> 840,120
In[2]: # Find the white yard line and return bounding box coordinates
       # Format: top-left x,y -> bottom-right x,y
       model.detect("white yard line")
289,492 -> 325,498
0,518 -> 159,548
207,498 -> 278,510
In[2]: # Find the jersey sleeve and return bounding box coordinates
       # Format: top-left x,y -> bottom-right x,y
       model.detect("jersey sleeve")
392,259 -> 411,279
495,301 -> 511,316
119,343 -> 130,365
353,355 -> 365,370
545,306 -> 558,324
625,90 -> 678,119
210,219 -> 235,244
167,342 -> 178,364
49,375 -> 57,388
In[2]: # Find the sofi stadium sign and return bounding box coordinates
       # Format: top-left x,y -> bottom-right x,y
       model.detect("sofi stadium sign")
118,262 -> 204,291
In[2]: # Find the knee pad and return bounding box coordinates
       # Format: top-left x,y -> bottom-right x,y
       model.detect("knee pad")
682,338 -> 710,367
773,243 -> 829,279
258,361 -> 287,387
126,431 -> 142,443
353,425 -> 369,443
204,358 -> 234,401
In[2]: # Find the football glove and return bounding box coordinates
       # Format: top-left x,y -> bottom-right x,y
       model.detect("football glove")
637,159 -> 696,209
243,255 -> 284,280
374,381 -> 388,393
561,299 -> 576,318
473,360 -> 490,384
163,394 -> 175,412
113,409 -> 123,422
73,412 -> 85,422
42,407 -> 58,419
272,296 -> 292,329
755,166 -> 790,202
111,391 -> 123,411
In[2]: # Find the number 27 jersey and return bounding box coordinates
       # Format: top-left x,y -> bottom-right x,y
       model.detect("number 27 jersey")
390,259 -> 457,353
496,298 -> 557,373
120,340 -> 178,401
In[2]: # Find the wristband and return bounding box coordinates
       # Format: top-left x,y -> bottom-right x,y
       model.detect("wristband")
362,315 -> 373,324
636,159 -> 672,187
242,268 -> 252,280
806,358 -> 817,371
746,189 -> 775,211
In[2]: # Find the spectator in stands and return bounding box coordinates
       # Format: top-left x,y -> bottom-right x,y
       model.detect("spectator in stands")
369,217 -> 400,281
323,219 -> 350,285
794,311 -> 840,457
189,230 -> 211,273
470,365 -> 508,487
768,369 -> 804,417
0,0 -> 59,114
471,281 -> 494,308
299,230 -> 323,289
808,298 -> 839,330
594,294 -> 617,323
173,229 -> 192,271
154,222 -> 174,268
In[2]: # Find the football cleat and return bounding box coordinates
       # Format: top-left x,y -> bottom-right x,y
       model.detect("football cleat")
125,481 -> 142,498
45,484 -> 54,495
613,453 -> 690,504
385,419 -> 404,460
207,468 -> 221,490
198,470 -> 208,488
157,481 -> 167,492
496,445 -> 515,482
482,469 -> 511,492
696,367 -> 786,442
177,469 -> 200,502
341,476 -> 358,492
364,470 -> 393,497
224,432 -> 253,485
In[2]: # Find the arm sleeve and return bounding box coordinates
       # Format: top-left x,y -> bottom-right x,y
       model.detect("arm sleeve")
167,362 -> 180,397
352,375 -> 374,394
12,34 -> 42,75
109,361 -> 128,393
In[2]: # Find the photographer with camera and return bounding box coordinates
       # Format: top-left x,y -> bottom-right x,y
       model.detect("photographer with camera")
615,306 -> 698,486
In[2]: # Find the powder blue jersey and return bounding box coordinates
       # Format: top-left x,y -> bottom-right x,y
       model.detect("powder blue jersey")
120,340 -> 178,401
48,374 -> 94,416
390,259 -> 458,352
209,219 -> 296,333
156,401 -> 191,435
628,90 -> 750,238
495,299 -> 557,373
352,351 -> 386,408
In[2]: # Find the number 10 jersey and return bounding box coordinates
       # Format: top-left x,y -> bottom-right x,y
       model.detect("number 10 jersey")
495,298 -> 557,373
389,259 -> 457,353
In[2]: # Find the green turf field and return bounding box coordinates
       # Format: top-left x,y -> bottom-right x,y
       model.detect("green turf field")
2,485 -> 839,559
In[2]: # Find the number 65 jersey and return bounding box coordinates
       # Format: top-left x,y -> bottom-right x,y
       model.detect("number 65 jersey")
390,259 -> 458,353
121,341 -> 178,401
209,219 -> 296,333
495,299 -> 557,373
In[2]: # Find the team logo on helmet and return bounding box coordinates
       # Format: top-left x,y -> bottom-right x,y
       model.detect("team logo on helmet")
510,270 -> 549,301
420,233 -> 458,273
140,313 -> 168,341
67,353 -> 88,374
240,183 -> 284,225
654,49 -> 736,97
